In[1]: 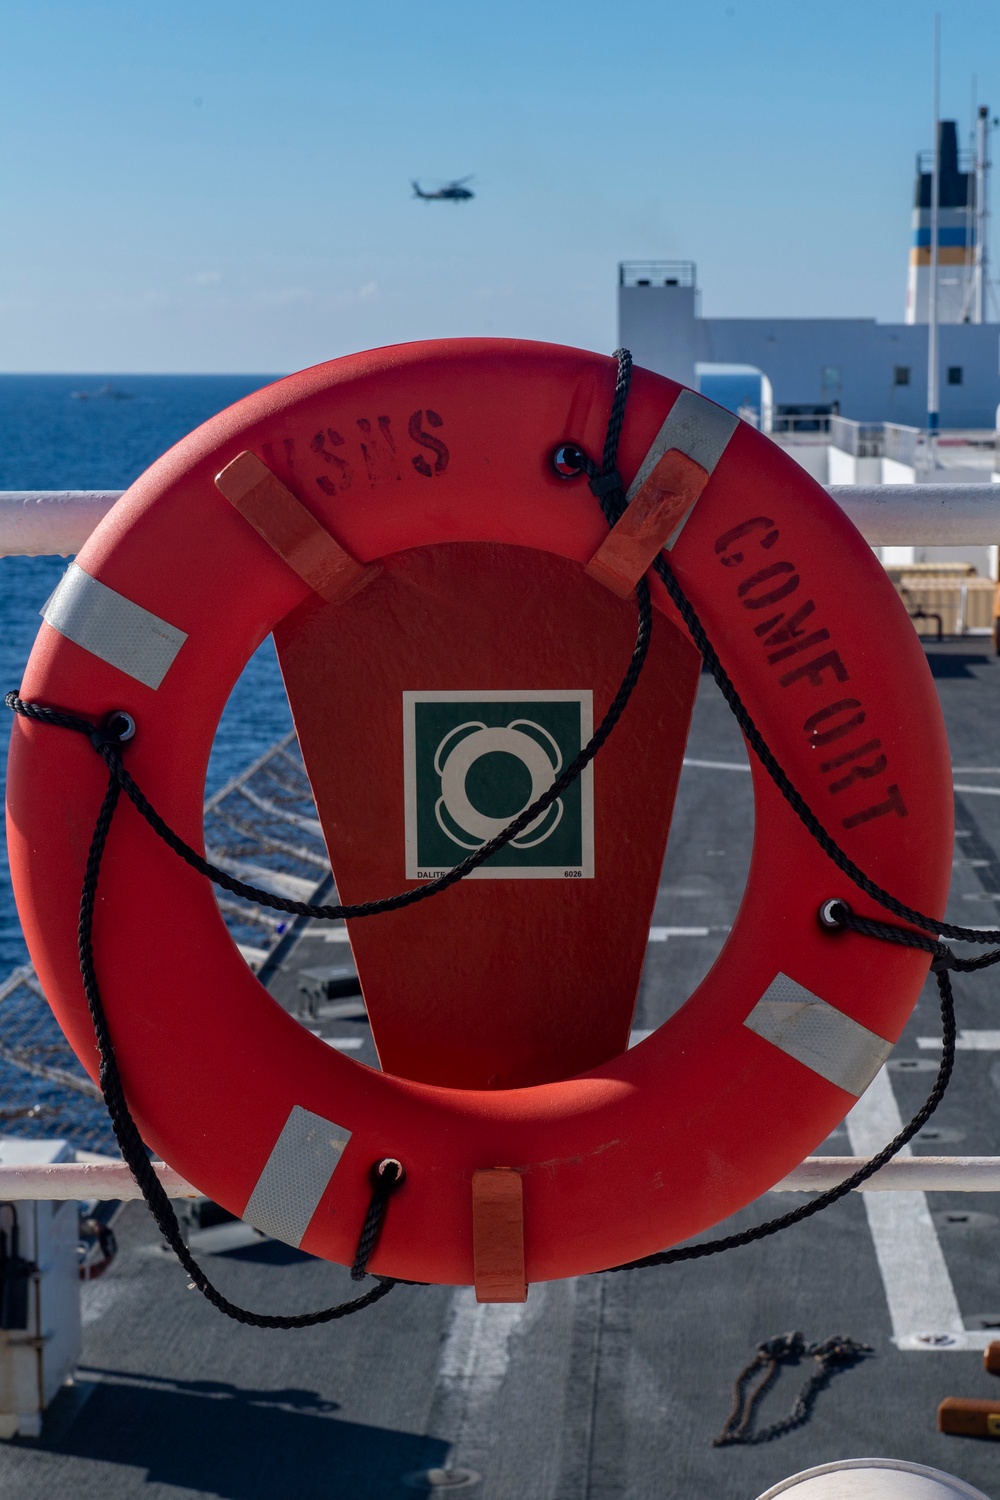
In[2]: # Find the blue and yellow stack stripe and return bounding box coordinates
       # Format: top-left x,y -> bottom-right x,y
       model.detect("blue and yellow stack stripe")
909,218 -> 974,267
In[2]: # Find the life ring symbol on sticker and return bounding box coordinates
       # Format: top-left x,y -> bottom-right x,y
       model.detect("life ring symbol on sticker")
6,340 -> 953,1296
433,718 -> 565,850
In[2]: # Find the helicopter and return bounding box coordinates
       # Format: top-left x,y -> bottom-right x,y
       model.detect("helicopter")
411,177 -> 474,202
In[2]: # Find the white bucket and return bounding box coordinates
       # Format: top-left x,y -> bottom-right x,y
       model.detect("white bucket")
755,1458 -> 992,1500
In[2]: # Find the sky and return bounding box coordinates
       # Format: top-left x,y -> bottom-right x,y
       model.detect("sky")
1,0 -> 999,373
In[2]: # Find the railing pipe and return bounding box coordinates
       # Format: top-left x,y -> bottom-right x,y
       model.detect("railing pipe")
0,1156 -> 999,1200
0,491 -> 122,556
828,484 -> 1000,545
0,1161 -> 199,1199
775,1156 -> 1000,1193
0,486 -> 998,556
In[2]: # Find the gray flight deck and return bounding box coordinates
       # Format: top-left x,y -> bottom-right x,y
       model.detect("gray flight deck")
0,640 -> 998,1499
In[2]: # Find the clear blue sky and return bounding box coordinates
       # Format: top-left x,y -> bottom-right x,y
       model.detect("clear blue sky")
2,0 -> 998,372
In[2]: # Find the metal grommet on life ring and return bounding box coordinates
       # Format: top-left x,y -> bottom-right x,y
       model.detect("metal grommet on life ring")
6,340 -> 953,1291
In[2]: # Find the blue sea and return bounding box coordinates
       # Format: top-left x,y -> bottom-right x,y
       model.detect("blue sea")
0,375 -> 295,978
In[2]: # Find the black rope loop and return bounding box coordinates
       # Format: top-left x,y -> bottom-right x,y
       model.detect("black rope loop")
70,753 -> 401,1326
552,347 -> 634,530
646,552 -> 1000,950
605,942 -> 958,1275
4,344 -> 997,1307
7,553 -> 651,925
350,1159 -> 405,1282
818,897 -> 1000,975
2,352 -> 647,1325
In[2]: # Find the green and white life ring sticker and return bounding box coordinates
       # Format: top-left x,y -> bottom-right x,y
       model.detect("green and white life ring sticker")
402,690 -> 594,880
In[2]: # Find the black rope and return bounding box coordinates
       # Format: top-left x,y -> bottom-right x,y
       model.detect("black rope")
555,368 -> 998,956
606,963 -> 956,1273
538,353 -> 995,1275
351,1159 -> 404,1281
5,346 -> 997,1305
648,545 -> 1000,952
4,585 -> 651,926
3,353 -> 646,1324
713,1331 -> 872,1446
73,750 -> 404,1326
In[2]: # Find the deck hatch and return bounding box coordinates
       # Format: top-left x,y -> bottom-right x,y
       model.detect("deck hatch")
243,1105 -> 351,1247
743,972 -> 893,1097
42,563 -> 187,689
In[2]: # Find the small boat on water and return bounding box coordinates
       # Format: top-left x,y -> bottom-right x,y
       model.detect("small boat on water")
69,383 -> 132,402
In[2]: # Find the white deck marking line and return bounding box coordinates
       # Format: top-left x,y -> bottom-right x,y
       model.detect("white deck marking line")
917,1031 -> 1000,1051
952,767 -> 1000,774
953,784 -> 1000,797
432,1286 -> 536,1482
846,1067 -> 968,1350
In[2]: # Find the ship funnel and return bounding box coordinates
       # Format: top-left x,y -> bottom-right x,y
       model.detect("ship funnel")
906,120 -> 974,324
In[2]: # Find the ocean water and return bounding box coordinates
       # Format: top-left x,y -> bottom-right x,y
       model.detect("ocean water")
0,375 -> 294,977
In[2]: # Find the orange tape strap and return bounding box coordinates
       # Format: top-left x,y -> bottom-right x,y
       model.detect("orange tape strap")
585,448 -> 710,599
471,1168 -> 527,1303
216,451 -> 378,605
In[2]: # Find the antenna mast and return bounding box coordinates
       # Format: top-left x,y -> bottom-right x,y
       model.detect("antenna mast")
927,14 -> 940,447
973,105 -> 991,323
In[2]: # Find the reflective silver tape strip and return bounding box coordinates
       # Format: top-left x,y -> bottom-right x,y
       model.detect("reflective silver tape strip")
625,390 -> 739,550
743,973 -> 893,1097
626,389 -> 739,499
42,563 -> 187,690
243,1105 -> 351,1248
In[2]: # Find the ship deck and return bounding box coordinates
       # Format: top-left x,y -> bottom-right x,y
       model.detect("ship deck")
1,638 -> 999,1500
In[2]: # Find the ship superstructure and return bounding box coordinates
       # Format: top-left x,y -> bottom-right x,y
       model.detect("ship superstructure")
620,116 -> 1000,427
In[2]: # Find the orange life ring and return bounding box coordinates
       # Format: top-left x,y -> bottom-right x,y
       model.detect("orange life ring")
6,339 -> 953,1287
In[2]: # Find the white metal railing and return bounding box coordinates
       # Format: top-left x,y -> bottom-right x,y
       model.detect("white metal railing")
883,422 -> 922,467
1,487 -> 998,1199
0,491 -> 122,556
830,415 -> 885,458
1,486 -> 999,554
0,1156 -> 997,1200
827,483 -> 1000,545
771,414 -> 832,438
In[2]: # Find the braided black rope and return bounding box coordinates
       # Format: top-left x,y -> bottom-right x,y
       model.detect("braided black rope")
713,1331 -> 872,1446
649,545 -> 1000,952
2,353 -> 647,1324
605,962 -> 956,1273
559,353 -> 998,957
5,360 -> 650,929
545,354 -> 993,1276
75,755 -> 401,1327
5,347 -> 997,1303
351,1159 -> 404,1281
4,597 -> 651,926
